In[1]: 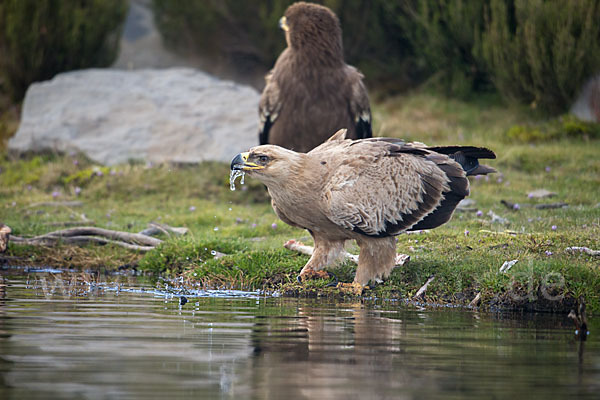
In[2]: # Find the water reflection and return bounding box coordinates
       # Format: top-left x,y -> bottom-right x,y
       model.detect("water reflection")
0,271 -> 598,399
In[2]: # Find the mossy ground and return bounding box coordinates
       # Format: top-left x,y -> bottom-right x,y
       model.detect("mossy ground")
1,91 -> 599,313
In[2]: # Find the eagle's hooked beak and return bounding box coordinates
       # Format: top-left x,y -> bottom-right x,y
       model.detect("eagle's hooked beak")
279,16 -> 289,32
231,152 -> 264,171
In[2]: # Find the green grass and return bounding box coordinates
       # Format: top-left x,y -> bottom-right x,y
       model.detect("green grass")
1,91 -> 599,313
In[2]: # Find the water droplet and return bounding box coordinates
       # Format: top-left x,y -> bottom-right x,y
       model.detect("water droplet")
230,169 -> 246,191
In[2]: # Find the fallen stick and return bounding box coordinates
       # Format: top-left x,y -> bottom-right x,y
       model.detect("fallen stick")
139,222 -> 189,237
10,235 -> 156,252
535,202 -> 568,210
414,275 -> 435,299
26,227 -> 162,246
566,246 -> 600,257
499,259 -> 518,273
283,239 -> 410,266
4,223 -> 189,252
469,292 -> 481,307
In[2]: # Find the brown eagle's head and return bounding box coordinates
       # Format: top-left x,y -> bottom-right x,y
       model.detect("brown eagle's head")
279,2 -> 343,64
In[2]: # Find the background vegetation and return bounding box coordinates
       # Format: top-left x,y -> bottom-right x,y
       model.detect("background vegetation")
152,0 -> 600,111
0,0 -> 598,115
0,0 -> 127,101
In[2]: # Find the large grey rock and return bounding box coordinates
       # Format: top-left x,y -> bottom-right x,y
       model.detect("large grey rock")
571,74 -> 600,123
9,68 -> 260,165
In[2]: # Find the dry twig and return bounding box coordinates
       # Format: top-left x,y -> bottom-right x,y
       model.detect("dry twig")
414,275 -> 435,299
566,246 -> 600,257
6,224 -> 187,252
469,292 -> 481,307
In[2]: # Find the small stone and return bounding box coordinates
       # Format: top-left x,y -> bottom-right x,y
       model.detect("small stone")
527,189 -> 557,199
458,199 -> 476,208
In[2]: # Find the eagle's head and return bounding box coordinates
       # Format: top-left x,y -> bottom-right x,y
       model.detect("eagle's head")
231,145 -> 305,187
279,2 -> 343,64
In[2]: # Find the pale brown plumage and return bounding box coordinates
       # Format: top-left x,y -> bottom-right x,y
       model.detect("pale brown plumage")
232,129 -> 496,286
259,2 -> 371,152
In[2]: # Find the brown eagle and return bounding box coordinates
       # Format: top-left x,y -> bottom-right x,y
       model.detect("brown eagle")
259,2 -> 371,152
232,129 -> 496,287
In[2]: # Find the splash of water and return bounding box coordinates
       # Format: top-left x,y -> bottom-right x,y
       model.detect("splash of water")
229,169 -> 245,191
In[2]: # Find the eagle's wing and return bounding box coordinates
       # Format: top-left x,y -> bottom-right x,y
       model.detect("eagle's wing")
259,70 -> 282,145
321,140 -> 466,237
347,66 -> 372,139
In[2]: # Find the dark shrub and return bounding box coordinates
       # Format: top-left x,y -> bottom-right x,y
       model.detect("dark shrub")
396,0 -> 491,97
479,0 -> 600,113
0,0 -> 127,101
152,0 -> 420,91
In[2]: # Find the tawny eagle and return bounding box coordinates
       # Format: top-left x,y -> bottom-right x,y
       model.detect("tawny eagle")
232,129 -> 496,287
259,2 -> 371,152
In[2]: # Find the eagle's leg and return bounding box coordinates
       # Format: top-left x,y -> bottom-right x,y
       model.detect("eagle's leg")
354,236 -> 397,286
298,235 -> 345,281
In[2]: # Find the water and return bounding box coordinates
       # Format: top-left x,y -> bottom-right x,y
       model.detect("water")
0,271 -> 598,399
229,169 -> 245,191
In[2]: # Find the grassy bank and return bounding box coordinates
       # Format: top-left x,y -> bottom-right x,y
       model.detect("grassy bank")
1,91 -> 599,313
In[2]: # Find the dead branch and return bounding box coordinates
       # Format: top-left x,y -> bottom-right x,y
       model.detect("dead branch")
29,227 -> 162,246
566,246 -> 600,257
535,202 -> 568,210
3,223 -> 191,252
139,222 -> 189,237
499,259 -> 518,273
469,292 -> 481,307
10,235 -> 155,252
414,275 -> 435,299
